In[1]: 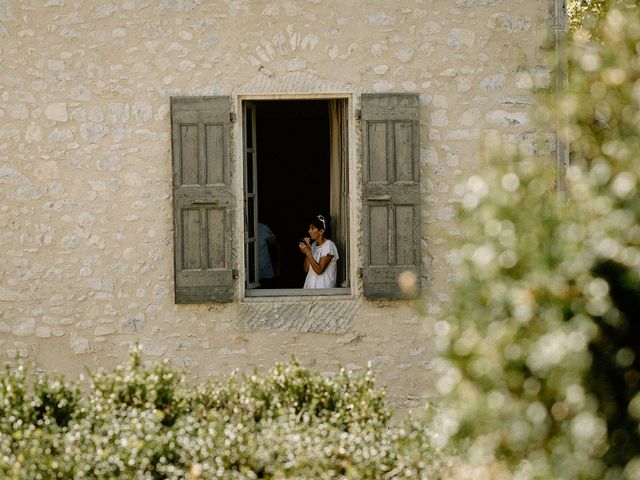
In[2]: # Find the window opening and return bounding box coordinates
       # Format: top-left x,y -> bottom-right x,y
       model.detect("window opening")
243,99 -> 349,294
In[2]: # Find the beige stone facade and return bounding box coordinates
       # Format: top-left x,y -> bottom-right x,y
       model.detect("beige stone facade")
0,0 -> 553,413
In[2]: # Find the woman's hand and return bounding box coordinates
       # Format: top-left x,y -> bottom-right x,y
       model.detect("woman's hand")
298,237 -> 312,256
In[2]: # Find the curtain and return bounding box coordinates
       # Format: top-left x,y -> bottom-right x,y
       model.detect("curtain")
329,99 -> 349,287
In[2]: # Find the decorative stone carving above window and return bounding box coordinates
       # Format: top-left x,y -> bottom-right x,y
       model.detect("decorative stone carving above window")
237,72 -> 356,96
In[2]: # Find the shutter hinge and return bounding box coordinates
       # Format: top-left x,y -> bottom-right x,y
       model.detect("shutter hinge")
355,109 -> 361,120
230,112 -> 237,123
232,268 -> 239,279
358,267 -> 363,278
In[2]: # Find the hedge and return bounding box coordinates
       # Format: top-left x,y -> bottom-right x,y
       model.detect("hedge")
0,349 -> 445,480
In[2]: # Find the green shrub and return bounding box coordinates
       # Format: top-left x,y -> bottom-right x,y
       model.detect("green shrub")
436,5 -> 640,479
0,349 -> 443,479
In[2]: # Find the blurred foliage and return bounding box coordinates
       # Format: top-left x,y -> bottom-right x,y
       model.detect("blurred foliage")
436,4 -> 640,479
568,0 -> 611,33
567,0 -> 640,36
0,348 -> 445,479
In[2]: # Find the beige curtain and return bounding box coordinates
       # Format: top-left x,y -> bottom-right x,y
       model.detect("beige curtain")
329,99 -> 349,287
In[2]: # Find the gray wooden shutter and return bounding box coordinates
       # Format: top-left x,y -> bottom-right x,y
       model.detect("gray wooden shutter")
361,93 -> 421,299
171,97 -> 234,303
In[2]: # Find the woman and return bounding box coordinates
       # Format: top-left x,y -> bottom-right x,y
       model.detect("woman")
298,214 -> 339,288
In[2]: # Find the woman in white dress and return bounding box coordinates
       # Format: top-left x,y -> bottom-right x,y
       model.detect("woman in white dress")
298,214 -> 339,289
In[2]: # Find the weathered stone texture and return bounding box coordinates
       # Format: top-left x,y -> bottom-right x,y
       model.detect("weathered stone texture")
0,0 -> 551,413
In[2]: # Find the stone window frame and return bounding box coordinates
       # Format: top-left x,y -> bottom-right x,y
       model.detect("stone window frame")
233,92 -> 357,301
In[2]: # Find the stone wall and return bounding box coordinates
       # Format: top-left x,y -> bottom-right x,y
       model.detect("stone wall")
0,0 -> 552,413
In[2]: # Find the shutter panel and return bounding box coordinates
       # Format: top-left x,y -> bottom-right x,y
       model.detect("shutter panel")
361,93 -> 421,299
171,97 -> 234,303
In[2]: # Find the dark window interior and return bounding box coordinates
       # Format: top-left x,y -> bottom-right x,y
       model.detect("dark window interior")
254,100 -> 330,288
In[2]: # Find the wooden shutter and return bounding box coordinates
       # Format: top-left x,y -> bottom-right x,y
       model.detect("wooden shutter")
361,93 -> 421,299
171,97 -> 234,303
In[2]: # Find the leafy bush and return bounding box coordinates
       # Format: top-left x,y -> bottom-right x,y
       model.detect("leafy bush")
435,5 -> 640,480
567,0 -> 639,35
0,349 -> 443,479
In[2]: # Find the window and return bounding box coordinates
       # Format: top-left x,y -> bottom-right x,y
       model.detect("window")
242,98 -> 350,296
170,93 -> 421,304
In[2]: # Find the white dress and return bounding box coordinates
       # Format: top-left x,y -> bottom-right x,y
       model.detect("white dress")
303,239 -> 339,289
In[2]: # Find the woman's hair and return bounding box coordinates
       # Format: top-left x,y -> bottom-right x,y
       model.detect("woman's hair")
310,214 -> 330,236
